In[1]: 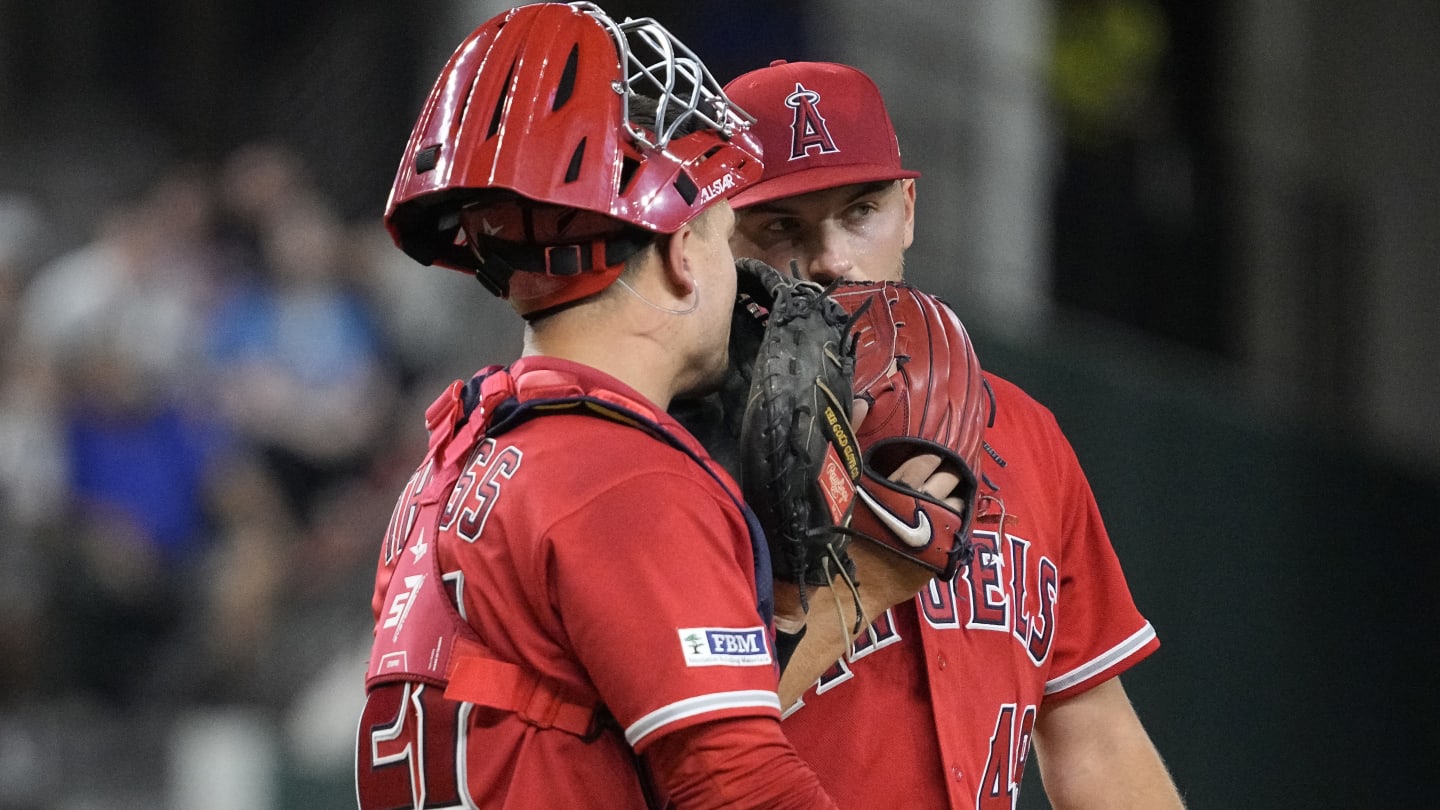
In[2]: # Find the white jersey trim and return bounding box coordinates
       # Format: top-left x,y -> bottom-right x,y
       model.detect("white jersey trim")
625,690 -> 781,747
1043,622 -> 1156,696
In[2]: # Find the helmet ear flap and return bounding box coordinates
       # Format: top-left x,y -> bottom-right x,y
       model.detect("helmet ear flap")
386,196 -> 461,268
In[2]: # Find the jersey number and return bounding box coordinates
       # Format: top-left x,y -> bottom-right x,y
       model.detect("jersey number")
977,703 -> 1035,809
358,681 -> 467,809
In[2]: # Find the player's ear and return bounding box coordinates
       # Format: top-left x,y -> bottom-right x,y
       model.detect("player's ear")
660,221 -> 699,298
900,178 -> 917,250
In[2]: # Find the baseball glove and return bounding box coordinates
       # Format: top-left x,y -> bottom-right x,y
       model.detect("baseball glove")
829,281 -> 987,581
730,259 -> 863,609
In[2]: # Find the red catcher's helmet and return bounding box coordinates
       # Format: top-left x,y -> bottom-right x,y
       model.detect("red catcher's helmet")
385,2 -> 764,312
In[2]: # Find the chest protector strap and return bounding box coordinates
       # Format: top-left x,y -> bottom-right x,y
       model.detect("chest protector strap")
445,636 -> 604,738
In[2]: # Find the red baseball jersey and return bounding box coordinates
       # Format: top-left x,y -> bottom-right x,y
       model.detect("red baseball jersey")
781,373 -> 1160,807
358,357 -> 784,809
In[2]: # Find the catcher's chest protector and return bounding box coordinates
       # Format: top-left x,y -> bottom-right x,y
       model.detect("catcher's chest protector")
363,365 -> 775,715
365,374 -> 492,691
363,371 -> 608,744
359,365 -> 781,809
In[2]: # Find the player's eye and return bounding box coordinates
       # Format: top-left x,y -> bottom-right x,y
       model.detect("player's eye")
847,201 -> 879,221
762,217 -> 800,234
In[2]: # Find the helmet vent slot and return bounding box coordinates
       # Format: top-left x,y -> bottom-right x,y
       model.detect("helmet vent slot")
672,171 -> 698,205
564,138 -> 586,183
554,45 -> 579,111
488,59 -> 519,139
618,155 -> 641,195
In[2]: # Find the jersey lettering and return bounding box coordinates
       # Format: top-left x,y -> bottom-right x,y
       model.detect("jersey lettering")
918,575 -> 961,628
442,569 -> 466,620
849,606 -> 899,657
799,528 -> 1061,702
814,607 -> 901,694
963,532 -> 1008,629
915,570 -> 961,628
812,655 -> 854,695
441,439 -> 523,543
1025,559 -> 1058,663
949,529 -> 1059,664
785,82 -> 840,160
1008,535 -> 1031,641
384,460 -> 433,564
358,681 -> 466,809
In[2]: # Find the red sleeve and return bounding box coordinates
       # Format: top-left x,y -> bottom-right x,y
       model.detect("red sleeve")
646,717 -> 839,810
545,469 -> 784,746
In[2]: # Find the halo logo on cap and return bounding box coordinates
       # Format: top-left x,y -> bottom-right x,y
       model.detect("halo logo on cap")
785,83 -> 840,161
724,60 -> 920,208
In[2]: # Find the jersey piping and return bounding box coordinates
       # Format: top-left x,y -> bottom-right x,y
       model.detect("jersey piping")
626,690 -> 783,747
1043,621 -> 1157,694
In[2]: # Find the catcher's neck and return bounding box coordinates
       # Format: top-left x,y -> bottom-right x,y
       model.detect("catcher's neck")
520,307 -> 690,411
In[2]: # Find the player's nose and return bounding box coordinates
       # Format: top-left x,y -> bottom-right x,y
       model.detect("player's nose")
803,235 -> 853,285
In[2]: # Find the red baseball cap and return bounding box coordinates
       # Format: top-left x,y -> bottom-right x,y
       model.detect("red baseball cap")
724,60 -> 919,209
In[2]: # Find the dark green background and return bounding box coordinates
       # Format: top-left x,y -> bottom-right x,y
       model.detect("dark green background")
982,331 -> 1440,809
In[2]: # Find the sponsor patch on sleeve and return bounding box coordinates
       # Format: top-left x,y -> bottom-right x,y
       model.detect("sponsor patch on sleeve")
676,627 -> 772,667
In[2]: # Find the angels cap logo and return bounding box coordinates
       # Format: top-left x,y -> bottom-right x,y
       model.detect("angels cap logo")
785,82 -> 840,161
720,62 -> 920,210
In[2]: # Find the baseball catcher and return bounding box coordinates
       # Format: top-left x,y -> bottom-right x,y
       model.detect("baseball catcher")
359,5 -> 863,808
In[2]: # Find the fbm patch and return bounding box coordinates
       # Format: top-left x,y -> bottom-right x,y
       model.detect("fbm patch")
677,627 -> 772,667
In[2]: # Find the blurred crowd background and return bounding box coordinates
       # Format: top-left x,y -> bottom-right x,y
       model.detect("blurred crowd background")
0,0 -> 1435,808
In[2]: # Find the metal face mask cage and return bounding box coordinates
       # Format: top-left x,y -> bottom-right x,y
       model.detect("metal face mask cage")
576,2 -> 756,152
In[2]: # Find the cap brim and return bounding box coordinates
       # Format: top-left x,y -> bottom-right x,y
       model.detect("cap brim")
729,163 -> 920,209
